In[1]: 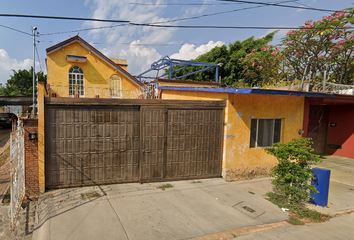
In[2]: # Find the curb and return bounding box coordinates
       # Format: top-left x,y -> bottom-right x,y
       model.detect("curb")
186,221 -> 290,240
329,209 -> 354,218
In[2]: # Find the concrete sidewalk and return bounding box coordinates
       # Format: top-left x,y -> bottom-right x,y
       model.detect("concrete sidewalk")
306,155 -> 354,215
32,178 -> 288,240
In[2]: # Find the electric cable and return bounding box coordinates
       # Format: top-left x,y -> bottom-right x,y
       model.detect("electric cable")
218,0 -> 337,12
0,14 -> 129,23
0,24 -> 32,36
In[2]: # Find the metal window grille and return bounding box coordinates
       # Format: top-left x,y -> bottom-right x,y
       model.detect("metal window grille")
69,66 -> 84,97
109,74 -> 122,98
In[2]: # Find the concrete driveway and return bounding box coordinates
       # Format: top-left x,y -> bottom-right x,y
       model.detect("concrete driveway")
33,178 -> 288,240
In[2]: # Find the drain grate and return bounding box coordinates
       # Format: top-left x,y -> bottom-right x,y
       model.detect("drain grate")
243,206 -> 256,213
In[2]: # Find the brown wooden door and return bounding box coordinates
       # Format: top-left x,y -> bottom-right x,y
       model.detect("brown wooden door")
166,109 -> 223,178
308,105 -> 329,154
45,106 -> 140,188
141,107 -> 166,180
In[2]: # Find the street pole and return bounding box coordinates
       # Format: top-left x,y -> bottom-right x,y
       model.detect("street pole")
33,27 -> 37,117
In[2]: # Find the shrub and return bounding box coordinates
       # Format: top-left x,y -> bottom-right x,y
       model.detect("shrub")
265,138 -> 321,204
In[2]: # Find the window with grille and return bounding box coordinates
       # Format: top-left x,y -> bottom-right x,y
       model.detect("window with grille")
250,119 -> 282,148
69,66 -> 84,97
109,74 -> 122,98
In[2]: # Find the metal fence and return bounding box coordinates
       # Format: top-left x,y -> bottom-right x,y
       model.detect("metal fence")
10,128 -> 25,230
48,84 -> 160,99
312,82 -> 354,95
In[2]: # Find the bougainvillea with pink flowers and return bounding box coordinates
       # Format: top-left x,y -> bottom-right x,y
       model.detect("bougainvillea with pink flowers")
242,9 -> 354,88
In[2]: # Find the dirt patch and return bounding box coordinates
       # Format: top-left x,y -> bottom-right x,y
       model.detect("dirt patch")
81,192 -> 101,199
0,128 -> 11,143
0,147 -> 10,168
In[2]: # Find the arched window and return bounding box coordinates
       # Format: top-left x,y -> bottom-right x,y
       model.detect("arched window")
69,66 -> 84,97
109,74 -> 122,98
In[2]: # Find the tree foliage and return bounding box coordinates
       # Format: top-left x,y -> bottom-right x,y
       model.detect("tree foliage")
242,9 -> 354,88
0,67 -> 46,96
265,138 -> 322,204
164,32 -> 276,87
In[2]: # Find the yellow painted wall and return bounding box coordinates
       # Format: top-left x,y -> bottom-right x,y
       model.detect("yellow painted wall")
158,81 -> 218,88
161,90 -> 305,170
47,41 -> 141,98
38,82 -> 48,193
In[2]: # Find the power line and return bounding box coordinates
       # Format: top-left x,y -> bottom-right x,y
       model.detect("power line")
293,1 -> 333,13
130,23 -> 353,30
0,14 -> 129,23
147,0 -> 297,24
218,0 -> 338,12
0,24 -> 32,36
40,0 -> 297,35
129,2 -> 238,5
39,23 -> 129,36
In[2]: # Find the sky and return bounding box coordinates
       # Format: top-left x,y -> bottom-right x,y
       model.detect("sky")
0,0 -> 353,85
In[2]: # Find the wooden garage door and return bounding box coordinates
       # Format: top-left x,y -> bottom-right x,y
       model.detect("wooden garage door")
141,108 -> 223,181
166,109 -> 223,178
45,106 -> 140,188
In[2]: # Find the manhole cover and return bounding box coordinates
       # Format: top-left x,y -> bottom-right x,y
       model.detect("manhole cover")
243,206 -> 256,213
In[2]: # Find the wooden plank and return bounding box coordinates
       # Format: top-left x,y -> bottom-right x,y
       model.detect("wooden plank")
45,97 -> 226,108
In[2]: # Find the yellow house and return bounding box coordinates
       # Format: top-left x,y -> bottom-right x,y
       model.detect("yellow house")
34,36 -> 325,195
46,35 -> 144,99
157,85 -> 307,181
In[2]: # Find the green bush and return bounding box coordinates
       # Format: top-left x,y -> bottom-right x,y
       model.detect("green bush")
265,138 -> 321,204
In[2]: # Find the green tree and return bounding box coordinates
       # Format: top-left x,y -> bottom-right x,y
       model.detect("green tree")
265,138 -> 321,204
165,32 -> 276,87
242,9 -> 354,88
0,67 -> 46,96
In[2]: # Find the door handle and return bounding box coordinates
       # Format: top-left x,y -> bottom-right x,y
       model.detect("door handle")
143,150 -> 151,153
120,149 -> 126,152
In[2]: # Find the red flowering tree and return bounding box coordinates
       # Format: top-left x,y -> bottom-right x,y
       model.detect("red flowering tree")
283,10 -> 354,86
242,9 -> 354,88
240,44 -> 287,87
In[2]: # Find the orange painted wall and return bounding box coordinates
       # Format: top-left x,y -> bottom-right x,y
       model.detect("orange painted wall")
161,89 -> 305,170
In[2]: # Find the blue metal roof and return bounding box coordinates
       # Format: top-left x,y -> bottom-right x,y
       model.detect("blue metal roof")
158,86 -> 338,98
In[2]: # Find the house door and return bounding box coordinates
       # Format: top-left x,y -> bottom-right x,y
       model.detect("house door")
308,105 -> 330,155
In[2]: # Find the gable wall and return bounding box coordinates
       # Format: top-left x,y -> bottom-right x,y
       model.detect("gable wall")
47,41 -> 139,97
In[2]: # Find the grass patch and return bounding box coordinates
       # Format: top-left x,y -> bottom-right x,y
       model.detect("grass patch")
2,188 -> 10,203
266,192 -> 330,225
191,181 -> 201,184
81,192 -> 101,199
157,183 -> 173,190
0,146 -> 10,168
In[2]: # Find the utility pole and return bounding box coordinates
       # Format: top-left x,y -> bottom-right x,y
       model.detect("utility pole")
32,27 -> 37,117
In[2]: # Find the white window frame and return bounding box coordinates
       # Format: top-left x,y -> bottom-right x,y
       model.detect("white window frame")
250,118 -> 282,148
109,74 -> 122,98
69,66 -> 84,97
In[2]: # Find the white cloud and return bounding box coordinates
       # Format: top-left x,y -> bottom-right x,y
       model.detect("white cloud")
259,29 -> 290,44
101,40 -> 162,75
170,41 -> 225,60
296,5 -> 306,14
0,49 -> 40,85
84,0 -> 176,45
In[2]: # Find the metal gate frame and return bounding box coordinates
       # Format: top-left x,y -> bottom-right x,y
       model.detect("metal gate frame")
45,98 -> 226,188
10,127 -> 25,230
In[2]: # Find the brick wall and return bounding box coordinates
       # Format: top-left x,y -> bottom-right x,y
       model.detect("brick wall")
23,119 -> 39,199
